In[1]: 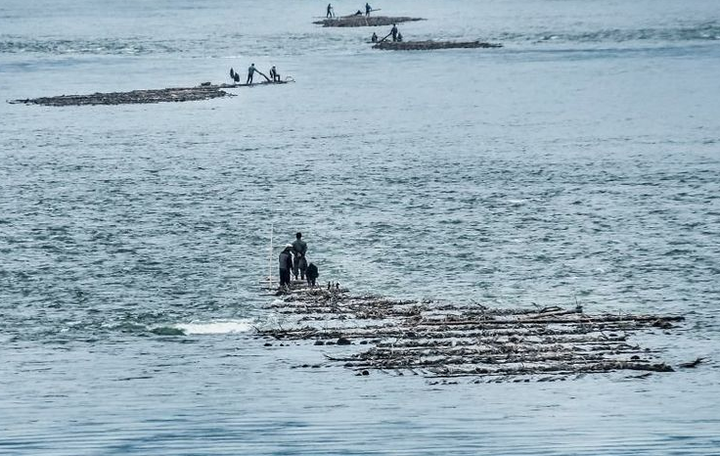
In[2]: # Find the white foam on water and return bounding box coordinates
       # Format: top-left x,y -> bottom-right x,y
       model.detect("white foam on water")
174,319 -> 255,335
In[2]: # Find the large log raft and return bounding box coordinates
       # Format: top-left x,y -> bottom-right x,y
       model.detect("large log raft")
258,284 -> 691,383
314,15 -> 423,27
373,40 -> 502,51
10,80 -> 290,107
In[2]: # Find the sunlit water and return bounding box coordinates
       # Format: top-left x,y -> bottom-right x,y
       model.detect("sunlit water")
1,0 -> 719,454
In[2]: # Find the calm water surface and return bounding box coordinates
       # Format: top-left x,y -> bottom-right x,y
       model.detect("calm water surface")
1,0 -> 719,454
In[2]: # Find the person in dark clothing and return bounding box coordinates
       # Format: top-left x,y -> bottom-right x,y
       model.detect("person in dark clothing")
326,3 -> 333,18
396,32 -> 403,42
279,244 -> 293,288
371,32 -> 378,42
269,65 -> 280,82
365,3 -> 372,16
247,63 -> 257,84
291,232 -> 308,280
391,24 -> 398,41
306,263 -> 319,287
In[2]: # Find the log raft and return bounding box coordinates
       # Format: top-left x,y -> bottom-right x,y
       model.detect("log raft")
314,15 -> 423,27
373,40 -> 502,51
9,80 -> 290,107
258,284 -> 690,383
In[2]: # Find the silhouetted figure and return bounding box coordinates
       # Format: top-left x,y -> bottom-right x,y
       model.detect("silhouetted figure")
230,67 -> 235,81
292,232 -> 308,280
247,63 -> 257,84
269,66 -> 281,82
396,32 -> 403,42
306,263 -> 319,287
279,244 -> 293,288
391,24 -> 398,42
365,3 -> 372,16
326,3 -> 334,18
371,32 -> 378,42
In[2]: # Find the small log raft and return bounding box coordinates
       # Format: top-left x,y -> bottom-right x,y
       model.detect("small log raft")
257,285 -> 689,383
314,15 -> 423,27
10,80 -> 290,107
373,40 -> 502,51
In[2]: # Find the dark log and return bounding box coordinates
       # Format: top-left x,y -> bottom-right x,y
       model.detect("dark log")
314,15 -> 423,27
373,40 -> 502,51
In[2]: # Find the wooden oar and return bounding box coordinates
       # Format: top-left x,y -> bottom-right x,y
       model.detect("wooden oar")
255,70 -> 271,82
377,31 -> 393,43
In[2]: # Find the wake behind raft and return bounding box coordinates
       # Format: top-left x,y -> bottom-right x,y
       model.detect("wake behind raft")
10,76 -> 294,107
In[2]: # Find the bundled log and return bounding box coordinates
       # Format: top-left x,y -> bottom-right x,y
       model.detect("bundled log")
10,80 -> 291,107
258,285 -> 689,382
373,40 -> 502,51
314,15 -> 424,27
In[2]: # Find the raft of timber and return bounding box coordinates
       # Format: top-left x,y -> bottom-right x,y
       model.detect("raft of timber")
373,40 -> 502,51
258,285 -> 690,383
314,15 -> 423,27
10,80 -> 290,107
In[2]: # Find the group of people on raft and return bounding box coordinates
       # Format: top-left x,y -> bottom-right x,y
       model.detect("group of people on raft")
229,64 -> 282,85
370,23 -> 402,43
278,232 -> 319,288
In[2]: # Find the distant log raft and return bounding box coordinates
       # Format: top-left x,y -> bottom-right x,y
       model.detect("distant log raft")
257,285 -> 691,383
314,15 -> 423,27
10,80 -> 291,107
373,40 -> 502,51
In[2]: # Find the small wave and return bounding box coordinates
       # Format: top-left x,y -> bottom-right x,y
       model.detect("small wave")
174,319 -> 255,335
0,37 -> 180,55
497,22 -> 720,45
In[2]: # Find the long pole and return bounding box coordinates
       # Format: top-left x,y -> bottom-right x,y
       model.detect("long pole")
378,31 -> 393,43
268,223 -> 274,288
256,70 -> 271,83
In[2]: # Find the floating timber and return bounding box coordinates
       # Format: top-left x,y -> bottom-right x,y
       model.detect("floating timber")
10,80 -> 291,107
373,40 -> 502,51
257,284 -> 693,383
314,15 -> 423,27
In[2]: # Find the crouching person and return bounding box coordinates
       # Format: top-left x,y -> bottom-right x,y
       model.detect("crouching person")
306,263 -> 319,287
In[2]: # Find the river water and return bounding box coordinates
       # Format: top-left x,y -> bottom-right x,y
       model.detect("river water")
1,0 -> 719,454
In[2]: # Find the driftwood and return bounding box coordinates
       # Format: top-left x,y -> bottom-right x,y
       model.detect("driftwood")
10,80 -> 291,107
373,40 -> 502,51
314,15 -> 423,27
258,285 -> 689,382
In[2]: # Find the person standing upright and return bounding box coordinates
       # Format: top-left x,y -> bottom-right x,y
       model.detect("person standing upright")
391,24 -> 398,42
326,3 -> 334,18
292,232 -> 308,280
365,3 -> 372,16
246,63 -> 257,84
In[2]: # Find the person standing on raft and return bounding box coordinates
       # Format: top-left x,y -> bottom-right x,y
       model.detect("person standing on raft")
326,3 -> 334,18
365,3 -> 372,16
269,66 -> 280,82
279,244 -> 293,288
391,24 -> 399,41
246,63 -> 257,84
291,232 -> 308,280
